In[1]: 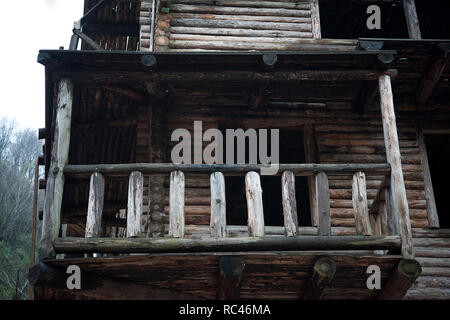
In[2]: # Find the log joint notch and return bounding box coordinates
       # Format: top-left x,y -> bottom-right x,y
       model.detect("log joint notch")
304,257 -> 336,300
218,256 -> 245,300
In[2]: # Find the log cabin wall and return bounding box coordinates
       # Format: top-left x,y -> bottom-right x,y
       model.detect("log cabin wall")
139,0 -> 358,52
82,0 -> 141,51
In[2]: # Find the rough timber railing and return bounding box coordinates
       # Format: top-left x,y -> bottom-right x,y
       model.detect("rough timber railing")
45,163 -> 404,255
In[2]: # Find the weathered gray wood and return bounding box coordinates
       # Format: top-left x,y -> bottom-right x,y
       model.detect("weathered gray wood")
377,259 -> 422,299
85,173 -> 105,238
40,79 -> 73,259
402,0 -> 421,39
53,235 -> 402,254
73,29 -> 105,51
379,74 -> 413,259
281,171 -> 298,237
210,172 -> 226,238
169,171 -> 185,238
304,124 -> 319,226
64,163 -> 391,177
245,171 -> 265,237
310,0 -> 321,40
304,257 -> 336,300
352,172 -> 372,236
385,187 -> 399,236
417,128 -> 439,228
368,175 -> 389,216
218,256 -> 245,300
127,171 -> 144,238
316,172 -> 331,236
416,49 -> 449,104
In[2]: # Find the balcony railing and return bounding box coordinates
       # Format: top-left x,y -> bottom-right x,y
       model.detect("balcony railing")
44,162 -> 404,256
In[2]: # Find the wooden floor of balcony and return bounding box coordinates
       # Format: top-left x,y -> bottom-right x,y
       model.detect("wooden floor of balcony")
32,250 -> 420,300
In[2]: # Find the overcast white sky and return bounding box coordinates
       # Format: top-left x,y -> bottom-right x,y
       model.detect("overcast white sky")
0,0 -> 84,129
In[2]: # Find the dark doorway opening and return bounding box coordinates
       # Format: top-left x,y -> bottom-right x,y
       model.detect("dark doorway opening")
319,0 -> 409,39
224,129 -> 311,227
425,134 -> 450,228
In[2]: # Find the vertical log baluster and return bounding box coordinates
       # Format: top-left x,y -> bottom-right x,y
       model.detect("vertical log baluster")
85,172 -> 105,238
169,171 -> 185,238
245,171 -> 265,237
316,172 -> 331,236
281,171 -> 298,237
210,172 -> 226,238
127,171 -> 144,238
352,171 -> 372,235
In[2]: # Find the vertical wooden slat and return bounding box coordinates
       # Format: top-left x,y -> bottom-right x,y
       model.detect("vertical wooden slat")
310,0 -> 321,40
210,172 -> 226,238
127,171 -> 144,238
379,74 -> 414,259
304,123 -> 319,226
352,172 -> 372,235
379,201 -> 390,235
218,256 -> 245,300
403,0 -> 421,39
85,172 -> 105,238
417,128 -> 439,228
40,79 -> 73,259
316,171 -> 331,236
28,157 -> 40,299
281,171 -> 298,237
245,171 -> 265,237
169,171 -> 185,238
385,187 -> 399,235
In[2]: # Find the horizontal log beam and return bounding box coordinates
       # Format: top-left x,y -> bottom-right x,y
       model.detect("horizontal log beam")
55,69 -> 399,84
63,163 -> 391,177
53,235 -> 401,254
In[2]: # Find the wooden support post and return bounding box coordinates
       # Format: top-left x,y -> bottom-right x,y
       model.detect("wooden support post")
304,124 -> 319,226
40,79 -> 73,259
169,171 -> 185,238
417,128 -> 439,228
245,171 -> 265,237
217,256 -> 245,300
281,171 -> 298,237
73,29 -> 104,51
385,187 -> 399,236
352,172 -> 372,235
377,259 -> 422,300
310,0 -> 321,40
353,81 -> 378,115
210,172 -> 226,238
85,173 -> 105,238
304,257 -> 336,300
403,0 -> 421,39
379,74 -> 413,259
127,171 -> 144,238
416,45 -> 449,105
316,172 -> 331,236
28,157 -> 40,299
379,200 -> 390,235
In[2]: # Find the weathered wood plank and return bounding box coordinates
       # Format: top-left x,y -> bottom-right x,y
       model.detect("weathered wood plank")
281,171 -> 298,237
402,0 -> 421,39
40,79 -> 73,259
53,235 -> 402,254
169,171 -> 185,238
210,172 -> 226,238
85,173 -> 105,238
304,124 -> 319,226
127,171 -> 144,238
416,48 -> 449,104
218,256 -> 245,300
417,128 -> 439,228
245,171 -> 265,237
379,74 -> 413,259
316,172 -> 331,236
304,257 -> 336,300
310,0 -> 321,40
352,172 -> 372,236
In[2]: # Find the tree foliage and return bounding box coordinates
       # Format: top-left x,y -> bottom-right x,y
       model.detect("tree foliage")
0,118 -> 42,300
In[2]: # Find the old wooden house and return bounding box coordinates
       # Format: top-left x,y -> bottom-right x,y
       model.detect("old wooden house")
30,0 -> 450,300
